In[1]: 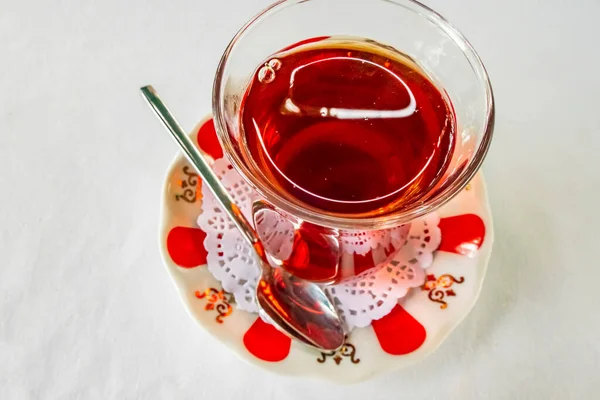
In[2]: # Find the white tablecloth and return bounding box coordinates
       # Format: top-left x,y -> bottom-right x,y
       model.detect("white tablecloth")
1,0 -> 598,398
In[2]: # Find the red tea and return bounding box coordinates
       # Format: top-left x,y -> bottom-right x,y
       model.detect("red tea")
240,37 -> 456,215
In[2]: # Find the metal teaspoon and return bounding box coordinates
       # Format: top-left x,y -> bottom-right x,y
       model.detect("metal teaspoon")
140,85 -> 345,351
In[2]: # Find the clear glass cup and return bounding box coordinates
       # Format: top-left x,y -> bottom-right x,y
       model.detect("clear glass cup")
212,0 -> 494,283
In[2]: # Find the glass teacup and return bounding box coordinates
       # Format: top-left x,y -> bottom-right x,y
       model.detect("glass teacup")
212,0 -> 494,283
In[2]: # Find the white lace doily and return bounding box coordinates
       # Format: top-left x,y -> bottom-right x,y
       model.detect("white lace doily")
197,158 -> 441,330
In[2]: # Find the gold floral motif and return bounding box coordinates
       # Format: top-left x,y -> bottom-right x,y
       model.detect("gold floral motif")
422,274 -> 465,309
175,166 -> 201,203
317,339 -> 360,365
195,288 -> 233,323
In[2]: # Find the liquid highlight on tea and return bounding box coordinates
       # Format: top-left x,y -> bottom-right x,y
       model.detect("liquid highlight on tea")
241,37 -> 456,214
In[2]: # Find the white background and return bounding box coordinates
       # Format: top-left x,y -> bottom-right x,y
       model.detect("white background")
1,0 -> 599,398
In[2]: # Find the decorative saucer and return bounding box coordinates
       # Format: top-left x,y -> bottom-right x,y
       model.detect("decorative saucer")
158,116 -> 493,383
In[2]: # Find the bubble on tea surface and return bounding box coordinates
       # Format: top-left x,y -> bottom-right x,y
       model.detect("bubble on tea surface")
268,58 -> 282,71
258,65 -> 276,84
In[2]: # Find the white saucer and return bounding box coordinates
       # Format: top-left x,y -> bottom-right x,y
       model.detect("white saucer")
158,116 -> 494,383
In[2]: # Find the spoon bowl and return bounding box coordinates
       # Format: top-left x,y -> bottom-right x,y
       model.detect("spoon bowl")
257,265 -> 345,351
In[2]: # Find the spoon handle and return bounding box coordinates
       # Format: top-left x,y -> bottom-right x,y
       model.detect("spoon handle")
140,85 -> 258,247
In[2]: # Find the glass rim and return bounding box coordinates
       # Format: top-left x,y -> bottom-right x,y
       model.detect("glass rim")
212,0 -> 495,230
